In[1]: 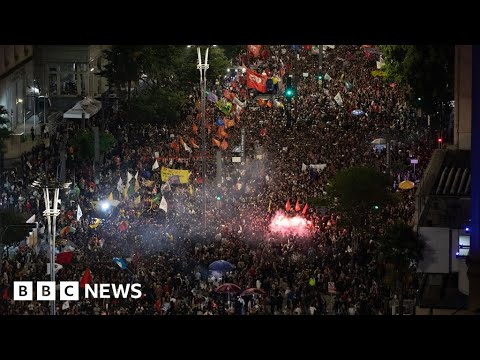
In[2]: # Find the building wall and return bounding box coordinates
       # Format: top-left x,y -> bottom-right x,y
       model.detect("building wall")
454,45 -> 472,150
34,45 -> 110,102
0,45 -> 34,131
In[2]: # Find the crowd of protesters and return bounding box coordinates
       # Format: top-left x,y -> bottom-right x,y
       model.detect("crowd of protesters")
0,45 -> 437,315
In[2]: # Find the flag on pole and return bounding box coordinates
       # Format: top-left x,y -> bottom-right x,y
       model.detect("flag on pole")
189,185 -> 193,196
302,203 -> 309,215
108,192 -> 113,201
285,199 -> 291,212
152,159 -> 159,170
295,200 -> 301,212
80,268 -> 93,288
46,263 -> 64,275
56,251 -> 73,265
134,195 -> 141,205
160,196 -> 168,213
127,172 -> 134,185
113,257 -> 127,270
135,171 -> 139,180
134,179 -> 140,192
77,204 -> 83,221
334,92 -> 343,106
117,177 -> 124,193
183,142 -> 192,153
62,301 -> 70,310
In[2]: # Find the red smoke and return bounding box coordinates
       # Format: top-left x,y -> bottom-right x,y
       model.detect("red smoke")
268,211 -> 311,238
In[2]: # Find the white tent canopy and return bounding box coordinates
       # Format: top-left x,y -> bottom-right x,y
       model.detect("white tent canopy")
63,97 -> 102,119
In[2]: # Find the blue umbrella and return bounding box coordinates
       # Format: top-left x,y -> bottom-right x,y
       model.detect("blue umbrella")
352,109 -> 365,116
208,260 -> 235,272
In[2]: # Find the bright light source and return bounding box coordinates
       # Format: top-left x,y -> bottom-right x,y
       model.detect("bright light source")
90,68 -> 95,72
465,227 -> 470,232
373,205 -> 379,210
100,201 -> 110,211
456,252 -> 460,256
438,138 -> 443,143
187,45 -> 192,48
212,45 -> 218,47
227,68 -> 230,72
418,97 -> 421,101
17,98 -> 23,103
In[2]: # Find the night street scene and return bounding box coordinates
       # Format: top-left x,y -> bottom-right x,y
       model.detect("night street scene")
0,44 -> 478,316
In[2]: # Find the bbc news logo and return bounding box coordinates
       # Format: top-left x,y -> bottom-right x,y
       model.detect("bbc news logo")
14,281 -> 142,301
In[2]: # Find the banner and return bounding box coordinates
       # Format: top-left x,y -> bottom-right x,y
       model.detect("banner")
247,45 -> 262,58
246,69 -> 267,93
334,92 -> 343,106
160,167 -> 190,184
311,45 -> 320,55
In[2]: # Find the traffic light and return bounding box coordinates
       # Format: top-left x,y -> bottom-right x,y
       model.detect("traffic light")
285,76 -> 294,100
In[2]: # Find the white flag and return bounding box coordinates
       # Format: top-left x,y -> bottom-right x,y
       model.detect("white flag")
117,177 -> 124,193
62,301 -> 70,310
301,163 -> 308,171
77,204 -> 83,221
159,196 -> 168,213
127,172 -> 133,185
334,92 -> 343,106
135,171 -> 139,180
154,151 -> 159,158
152,159 -> 159,170
183,142 -> 192,153
46,263 -> 63,275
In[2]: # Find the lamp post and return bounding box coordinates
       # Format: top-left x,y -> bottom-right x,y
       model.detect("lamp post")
31,179 -> 71,315
196,46 -> 211,238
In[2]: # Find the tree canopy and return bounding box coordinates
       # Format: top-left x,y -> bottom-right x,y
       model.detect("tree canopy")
0,105 -> 10,153
379,45 -> 454,113
328,166 -> 394,226
98,45 -> 230,125
70,130 -> 116,160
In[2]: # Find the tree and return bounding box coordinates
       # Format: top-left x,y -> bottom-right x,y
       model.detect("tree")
70,131 -> 116,160
98,46 -> 143,103
328,166 -> 394,227
376,221 -> 425,314
0,106 -> 11,171
379,45 -> 454,114
0,211 -> 29,247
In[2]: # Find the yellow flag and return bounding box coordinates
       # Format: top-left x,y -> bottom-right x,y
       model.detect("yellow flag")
189,185 -> 193,196
135,195 -> 141,205
108,192 -> 113,201
340,72 -> 344,81
134,179 -> 140,192
123,185 -> 128,199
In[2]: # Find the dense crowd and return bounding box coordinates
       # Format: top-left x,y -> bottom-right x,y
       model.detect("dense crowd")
1,45 -> 436,315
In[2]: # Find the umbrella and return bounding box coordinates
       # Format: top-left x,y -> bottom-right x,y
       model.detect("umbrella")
351,109 -> 364,116
240,288 -> 266,297
60,226 -> 76,236
371,138 -> 387,145
399,180 -> 415,190
216,283 -> 241,294
208,260 -> 235,272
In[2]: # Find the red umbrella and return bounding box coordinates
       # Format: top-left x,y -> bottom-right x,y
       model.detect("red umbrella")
240,288 -> 266,297
216,283 -> 241,294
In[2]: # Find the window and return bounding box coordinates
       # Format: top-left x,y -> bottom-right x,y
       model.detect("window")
49,74 -> 58,96
60,73 -> 76,95
457,235 -> 470,257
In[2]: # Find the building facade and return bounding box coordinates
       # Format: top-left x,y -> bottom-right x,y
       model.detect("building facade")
0,45 -> 34,131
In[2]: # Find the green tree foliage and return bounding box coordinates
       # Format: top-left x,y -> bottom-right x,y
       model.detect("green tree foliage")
379,45 -> 454,113
98,45 -> 230,125
376,221 -> 425,313
70,131 -> 116,160
0,211 -> 29,246
328,166 -> 394,226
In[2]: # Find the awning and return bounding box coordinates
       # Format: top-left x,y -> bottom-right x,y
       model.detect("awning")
63,97 -> 102,119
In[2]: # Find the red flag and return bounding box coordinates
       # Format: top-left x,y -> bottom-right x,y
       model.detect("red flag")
247,45 -> 262,58
56,251 -> 73,265
246,69 -> 267,93
295,200 -> 301,212
80,268 -> 93,288
223,89 -> 235,101
302,203 -> 309,215
189,138 -> 200,149
192,124 -> 198,134
285,199 -> 291,212
212,138 -> 221,147
220,139 -> 228,151
118,221 -> 128,232
170,141 -> 180,152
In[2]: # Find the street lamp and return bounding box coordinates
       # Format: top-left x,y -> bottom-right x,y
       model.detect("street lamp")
195,46 -> 211,238
16,98 -> 24,134
31,178 -> 71,315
